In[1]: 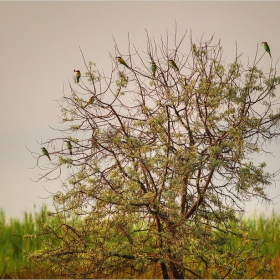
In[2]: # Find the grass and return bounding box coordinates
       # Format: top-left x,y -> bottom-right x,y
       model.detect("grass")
244,210 -> 280,258
241,210 -> 280,278
0,205 -> 52,278
0,206 -> 279,278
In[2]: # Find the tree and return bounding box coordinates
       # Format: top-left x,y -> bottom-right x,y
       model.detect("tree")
29,30 -> 280,278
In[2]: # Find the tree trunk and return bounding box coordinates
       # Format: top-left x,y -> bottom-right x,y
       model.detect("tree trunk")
170,259 -> 184,279
160,261 -> 170,279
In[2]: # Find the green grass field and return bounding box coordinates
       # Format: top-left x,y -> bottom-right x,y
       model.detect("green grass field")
0,206 -> 279,279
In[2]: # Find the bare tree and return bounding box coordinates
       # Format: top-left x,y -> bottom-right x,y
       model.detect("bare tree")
29,30 -> 280,278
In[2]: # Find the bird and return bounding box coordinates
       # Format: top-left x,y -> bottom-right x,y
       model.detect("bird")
151,61 -> 157,77
168,59 -> 179,71
116,57 -> 129,68
85,96 -> 95,108
74,69 -> 81,83
41,147 -> 51,161
262,42 -> 272,58
66,141 -> 72,155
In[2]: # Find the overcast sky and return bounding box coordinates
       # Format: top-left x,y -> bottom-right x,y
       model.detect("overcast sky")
1,1 -> 280,220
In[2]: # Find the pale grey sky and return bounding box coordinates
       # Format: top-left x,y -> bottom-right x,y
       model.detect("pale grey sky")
1,1 -> 280,220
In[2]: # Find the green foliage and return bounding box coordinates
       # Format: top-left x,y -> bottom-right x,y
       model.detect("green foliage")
115,70 -> 129,96
33,31 -> 280,278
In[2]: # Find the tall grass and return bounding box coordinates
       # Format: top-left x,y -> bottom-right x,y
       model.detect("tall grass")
241,210 -> 280,278
0,206 -> 279,278
243,210 -> 280,258
0,205 -> 50,278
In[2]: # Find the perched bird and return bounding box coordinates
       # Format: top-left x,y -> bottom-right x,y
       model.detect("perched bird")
151,61 -> 157,77
74,69 -> 81,83
116,57 -> 129,68
168,59 -> 179,71
41,147 -> 51,161
262,42 -> 272,58
66,141 -> 72,155
85,96 -> 95,108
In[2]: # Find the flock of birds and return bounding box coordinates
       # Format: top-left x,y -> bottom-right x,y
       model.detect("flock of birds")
116,56 -> 179,73
40,42 -> 272,161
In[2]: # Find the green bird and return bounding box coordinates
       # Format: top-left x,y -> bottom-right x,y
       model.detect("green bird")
169,59 -> 179,71
74,69 -> 81,83
151,61 -> 157,77
41,147 -> 51,161
85,96 -> 95,108
262,42 -> 272,58
66,141 -> 72,155
116,57 -> 129,68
